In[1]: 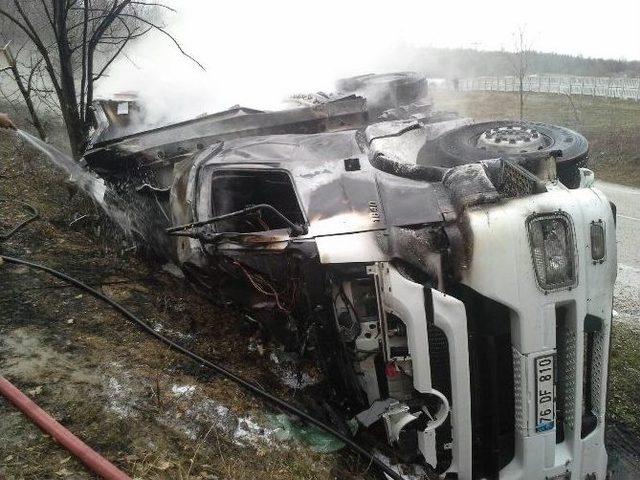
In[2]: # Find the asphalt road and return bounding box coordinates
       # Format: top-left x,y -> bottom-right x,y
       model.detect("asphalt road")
596,181 -> 640,270
595,181 -> 639,326
596,181 -> 640,479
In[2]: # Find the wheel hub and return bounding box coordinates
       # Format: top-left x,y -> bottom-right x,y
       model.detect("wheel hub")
476,125 -> 548,153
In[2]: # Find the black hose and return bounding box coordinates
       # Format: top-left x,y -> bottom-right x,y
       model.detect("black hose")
0,200 -> 39,240
0,254 -> 404,480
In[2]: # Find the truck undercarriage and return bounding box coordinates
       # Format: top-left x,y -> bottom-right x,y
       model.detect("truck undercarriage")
81,73 -> 617,479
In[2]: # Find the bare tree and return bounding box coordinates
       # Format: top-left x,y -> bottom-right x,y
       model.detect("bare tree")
0,1 -> 202,158
508,26 -> 532,120
1,42 -> 49,140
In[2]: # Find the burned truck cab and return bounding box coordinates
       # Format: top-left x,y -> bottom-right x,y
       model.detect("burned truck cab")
83,73 -> 616,480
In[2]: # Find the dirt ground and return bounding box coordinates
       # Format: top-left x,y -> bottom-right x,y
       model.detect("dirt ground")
0,132 -> 378,479
431,89 -> 640,188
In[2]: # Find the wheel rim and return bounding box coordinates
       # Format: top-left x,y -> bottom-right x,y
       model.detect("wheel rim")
475,125 -> 551,154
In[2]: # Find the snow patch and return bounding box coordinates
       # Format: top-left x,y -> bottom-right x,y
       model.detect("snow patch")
159,395 -> 282,447
152,321 -> 193,341
614,264 -> 640,327
105,376 -> 137,418
279,369 -> 317,389
233,416 -> 279,446
171,384 -> 196,396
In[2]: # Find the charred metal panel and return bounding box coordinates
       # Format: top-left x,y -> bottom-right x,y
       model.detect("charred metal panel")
84,97 -> 367,174
375,174 -> 444,227
381,226 -> 446,283
366,118 -> 472,168
365,119 -> 472,183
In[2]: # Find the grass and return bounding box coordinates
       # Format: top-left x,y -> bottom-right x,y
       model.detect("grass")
431,89 -> 640,188
608,321 -> 640,433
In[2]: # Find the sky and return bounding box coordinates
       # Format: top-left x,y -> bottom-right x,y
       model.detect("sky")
99,0 -> 640,123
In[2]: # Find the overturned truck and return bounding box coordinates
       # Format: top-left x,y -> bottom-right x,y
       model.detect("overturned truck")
84,73 -> 616,480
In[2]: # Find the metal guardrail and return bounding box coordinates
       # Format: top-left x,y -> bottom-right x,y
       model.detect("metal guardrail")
457,75 -> 640,101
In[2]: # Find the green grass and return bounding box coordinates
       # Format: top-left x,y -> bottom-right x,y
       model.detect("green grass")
608,322 -> 640,433
432,90 -> 640,188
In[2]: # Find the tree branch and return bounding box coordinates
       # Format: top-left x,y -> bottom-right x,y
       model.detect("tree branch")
80,0 -> 90,121
5,1 -> 63,96
39,0 -> 56,33
115,13 -> 205,70
92,19 -> 135,81
129,1 -> 175,11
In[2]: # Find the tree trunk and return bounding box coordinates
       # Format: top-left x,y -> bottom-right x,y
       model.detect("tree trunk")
519,76 -> 524,120
53,0 -> 86,159
61,105 -> 85,160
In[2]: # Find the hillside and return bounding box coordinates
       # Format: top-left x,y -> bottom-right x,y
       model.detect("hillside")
386,46 -> 640,79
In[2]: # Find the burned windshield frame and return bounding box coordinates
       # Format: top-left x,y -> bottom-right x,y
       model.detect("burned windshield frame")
203,167 -> 307,234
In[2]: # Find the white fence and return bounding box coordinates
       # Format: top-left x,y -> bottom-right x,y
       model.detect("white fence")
458,75 -> 640,101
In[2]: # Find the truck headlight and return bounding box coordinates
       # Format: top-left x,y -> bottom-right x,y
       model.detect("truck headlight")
527,213 -> 576,291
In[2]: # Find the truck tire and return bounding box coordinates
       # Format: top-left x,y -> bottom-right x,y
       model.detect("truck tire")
336,72 -> 427,110
435,121 -> 588,187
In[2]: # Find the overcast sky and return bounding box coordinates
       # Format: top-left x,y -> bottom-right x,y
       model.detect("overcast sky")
100,0 -> 640,122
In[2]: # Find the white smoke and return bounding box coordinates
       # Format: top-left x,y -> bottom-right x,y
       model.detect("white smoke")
96,0 -> 640,126
96,1 -> 399,125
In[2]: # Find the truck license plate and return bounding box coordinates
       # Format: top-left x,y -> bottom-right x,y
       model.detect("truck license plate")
535,354 -> 555,433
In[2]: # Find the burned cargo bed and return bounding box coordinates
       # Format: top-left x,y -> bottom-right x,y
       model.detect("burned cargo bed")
85,96 -> 369,174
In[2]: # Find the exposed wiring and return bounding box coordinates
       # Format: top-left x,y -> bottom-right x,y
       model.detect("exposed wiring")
253,210 -> 270,231
230,258 -> 300,313
340,288 -> 361,325
232,259 -> 290,312
0,254 -> 405,480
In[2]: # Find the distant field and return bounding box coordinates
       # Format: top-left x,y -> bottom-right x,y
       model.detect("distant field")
431,89 -> 640,188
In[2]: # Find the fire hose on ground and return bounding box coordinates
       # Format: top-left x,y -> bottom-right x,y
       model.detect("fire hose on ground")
0,376 -> 131,480
0,254 -> 407,480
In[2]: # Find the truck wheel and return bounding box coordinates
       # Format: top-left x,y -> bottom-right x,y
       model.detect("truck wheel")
434,121 -> 588,187
336,72 -> 428,109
